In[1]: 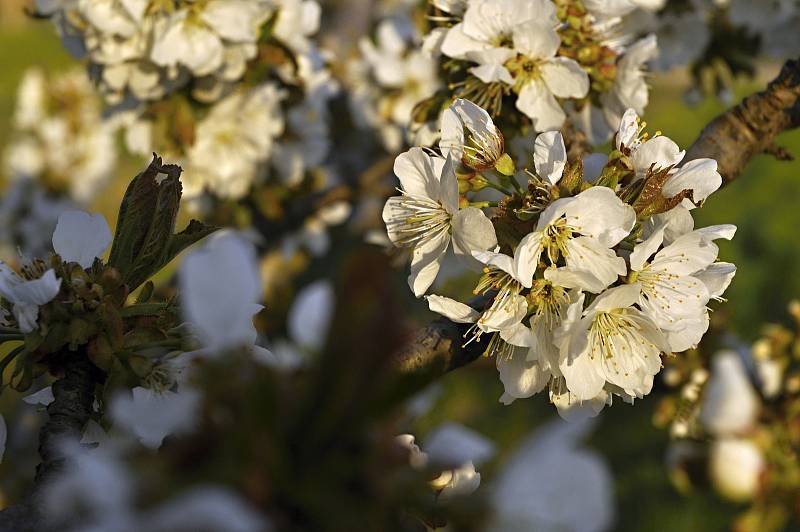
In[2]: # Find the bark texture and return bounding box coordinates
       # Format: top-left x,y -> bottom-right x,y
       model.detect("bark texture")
35,352 -> 98,485
685,58 -> 800,183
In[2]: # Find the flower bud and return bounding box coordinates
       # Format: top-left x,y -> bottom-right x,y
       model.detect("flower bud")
108,155 -> 217,291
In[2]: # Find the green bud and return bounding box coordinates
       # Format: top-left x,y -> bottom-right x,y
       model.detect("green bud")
87,335 -> 114,372
108,154 -> 218,291
494,153 -> 515,176
128,355 -> 154,379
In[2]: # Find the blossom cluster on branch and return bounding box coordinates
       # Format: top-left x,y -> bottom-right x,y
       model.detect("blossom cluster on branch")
384,98 -> 735,418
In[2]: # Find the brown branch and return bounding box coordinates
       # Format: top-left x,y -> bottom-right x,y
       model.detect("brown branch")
685,58 -> 800,183
393,57 -> 800,383
35,350 -> 98,485
0,350 -> 99,531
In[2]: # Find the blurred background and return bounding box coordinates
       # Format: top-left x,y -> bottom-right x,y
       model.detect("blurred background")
0,3 -> 799,530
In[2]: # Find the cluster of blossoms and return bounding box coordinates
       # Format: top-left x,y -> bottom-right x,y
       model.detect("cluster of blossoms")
347,13 -> 442,152
3,68 -> 116,203
662,303 -> 800,532
36,0 -> 342,217
36,0 -> 319,104
414,0 -> 659,144
383,98 -> 734,418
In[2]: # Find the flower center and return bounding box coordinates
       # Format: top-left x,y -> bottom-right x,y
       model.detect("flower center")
528,280 -> 568,329
389,192 -> 451,247
505,55 -> 544,93
542,217 -> 578,264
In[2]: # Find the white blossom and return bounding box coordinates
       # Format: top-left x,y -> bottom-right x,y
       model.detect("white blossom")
708,438 -> 764,502
383,148 -> 497,296
489,418 -> 614,532
699,351 -> 760,436
179,233 -> 266,354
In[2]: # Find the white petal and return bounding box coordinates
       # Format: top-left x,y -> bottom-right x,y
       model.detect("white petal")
439,107 -> 465,162
52,211 -> 112,269
392,148 -> 441,200
497,347 -> 549,399
440,23 -> 488,59
512,21 -> 560,58
408,230 -> 450,297
540,57 -> 590,99
516,79 -> 565,131
288,280 -> 334,351
23,386 -> 55,406
426,295 -> 479,323
616,108 -> 640,150
565,186 -> 635,247
534,131 -> 566,185
551,388 -> 608,422
471,249 -> 515,278
439,155 -> 460,215
9,269 -> 61,306
179,233 -> 262,351
630,223 -> 666,272
631,135 -> 685,173
664,315 -> 709,352
559,349 -> 606,401
663,158 -> 722,202
110,386 -> 201,449
564,237 -> 627,290
589,283 -> 641,312
695,262 -> 736,299
424,423 -> 495,468
451,207 -> 498,256
512,232 -> 544,288
544,267 -> 608,293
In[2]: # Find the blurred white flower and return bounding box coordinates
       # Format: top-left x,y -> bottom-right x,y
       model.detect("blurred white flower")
52,210 -> 113,269
699,351 -> 760,436
287,280 -> 335,352
708,437 -> 764,502
179,233 -> 265,354
489,418 -> 614,532
423,422 -> 495,469
23,386 -> 55,407
3,68 -> 117,202
184,84 -> 285,200
0,266 -> 60,333
110,386 -> 201,449
399,423 -> 494,501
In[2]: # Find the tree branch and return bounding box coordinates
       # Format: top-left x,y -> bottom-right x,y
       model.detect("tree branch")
685,58 -> 800,183
35,351 -> 98,485
0,350 -> 98,531
393,58 -> 800,382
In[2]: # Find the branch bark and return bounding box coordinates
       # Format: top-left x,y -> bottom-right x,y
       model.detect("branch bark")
392,57 -> 800,383
685,58 -> 800,183
0,351 -> 98,532
35,351 -> 98,485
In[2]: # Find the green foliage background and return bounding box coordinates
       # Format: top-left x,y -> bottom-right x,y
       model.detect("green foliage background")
1,20 -> 799,532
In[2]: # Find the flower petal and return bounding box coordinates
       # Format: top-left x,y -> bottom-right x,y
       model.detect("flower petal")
663,158 -> 722,202
516,79 -> 565,131
451,207 -> 498,256
541,57 -> 590,99
426,295 -> 479,323
393,148 -> 440,200
534,131 -> 566,185
52,210 -> 112,269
